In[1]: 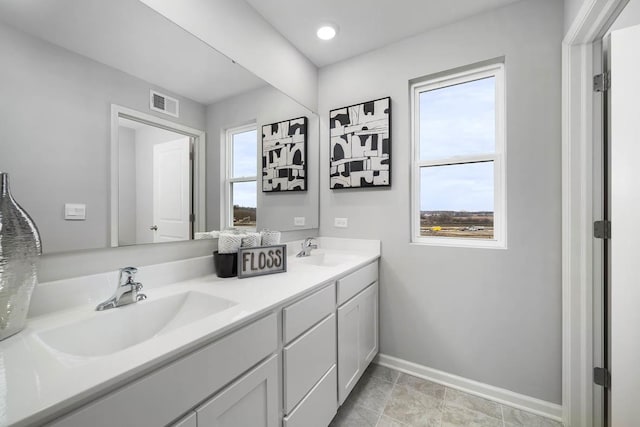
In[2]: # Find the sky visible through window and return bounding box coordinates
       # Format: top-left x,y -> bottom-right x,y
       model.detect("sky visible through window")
419,77 -> 495,212
232,129 -> 257,208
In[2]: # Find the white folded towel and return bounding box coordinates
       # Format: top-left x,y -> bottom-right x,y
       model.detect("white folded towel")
241,232 -> 262,248
260,230 -> 281,246
218,233 -> 243,254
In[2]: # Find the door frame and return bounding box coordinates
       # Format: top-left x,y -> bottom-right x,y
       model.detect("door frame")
109,104 -> 206,247
562,1 -> 628,426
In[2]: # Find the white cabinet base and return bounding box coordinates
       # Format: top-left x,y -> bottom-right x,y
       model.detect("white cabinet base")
337,282 -> 379,405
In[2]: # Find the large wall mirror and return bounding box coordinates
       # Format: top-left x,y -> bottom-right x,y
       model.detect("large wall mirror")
0,0 -> 319,254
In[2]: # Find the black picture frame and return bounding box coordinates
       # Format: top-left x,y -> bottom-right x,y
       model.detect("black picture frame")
237,244 -> 287,279
261,116 -> 308,192
329,96 -> 392,189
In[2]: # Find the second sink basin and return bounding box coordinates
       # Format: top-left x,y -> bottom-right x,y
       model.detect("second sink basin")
36,291 -> 236,357
290,251 -> 360,267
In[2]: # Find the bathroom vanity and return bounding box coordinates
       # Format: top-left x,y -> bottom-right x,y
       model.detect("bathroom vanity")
0,238 -> 379,427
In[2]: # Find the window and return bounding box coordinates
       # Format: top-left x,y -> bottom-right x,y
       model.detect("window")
411,63 -> 505,248
225,124 -> 257,229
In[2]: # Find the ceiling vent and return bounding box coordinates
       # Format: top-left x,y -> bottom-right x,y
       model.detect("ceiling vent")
150,90 -> 179,117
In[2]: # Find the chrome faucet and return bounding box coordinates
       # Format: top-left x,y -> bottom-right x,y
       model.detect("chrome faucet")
296,237 -> 318,257
96,267 -> 147,311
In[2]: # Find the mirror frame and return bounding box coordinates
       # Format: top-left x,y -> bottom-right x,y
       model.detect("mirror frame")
109,104 -> 207,247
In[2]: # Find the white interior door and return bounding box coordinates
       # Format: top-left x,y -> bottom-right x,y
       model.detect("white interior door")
610,23 -> 640,426
152,137 -> 191,242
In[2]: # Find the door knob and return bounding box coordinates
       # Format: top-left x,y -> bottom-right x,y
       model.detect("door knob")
150,225 -> 158,231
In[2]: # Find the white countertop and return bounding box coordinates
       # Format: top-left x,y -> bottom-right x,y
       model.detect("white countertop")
0,237 -> 380,427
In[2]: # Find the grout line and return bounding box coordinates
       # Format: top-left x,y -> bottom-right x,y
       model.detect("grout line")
375,378 -> 397,427
501,404 -> 506,427
373,386 -> 390,427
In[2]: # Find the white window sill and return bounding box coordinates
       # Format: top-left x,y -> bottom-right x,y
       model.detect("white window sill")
410,237 -> 507,250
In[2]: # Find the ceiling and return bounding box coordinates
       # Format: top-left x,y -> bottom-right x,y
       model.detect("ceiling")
245,0 -> 521,67
0,0 -> 266,105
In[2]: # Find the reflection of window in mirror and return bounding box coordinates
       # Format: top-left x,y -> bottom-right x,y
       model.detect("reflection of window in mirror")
225,124 -> 258,230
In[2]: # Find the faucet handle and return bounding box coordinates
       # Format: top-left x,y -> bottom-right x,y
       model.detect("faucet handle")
120,266 -> 138,275
118,266 -> 138,286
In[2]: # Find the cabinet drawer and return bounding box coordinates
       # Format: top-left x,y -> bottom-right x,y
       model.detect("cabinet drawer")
283,283 -> 335,343
337,261 -> 378,305
284,365 -> 337,427
49,314 -> 278,427
283,314 -> 336,414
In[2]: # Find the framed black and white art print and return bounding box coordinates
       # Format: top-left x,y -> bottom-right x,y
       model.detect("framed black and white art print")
329,97 -> 391,189
262,116 -> 307,192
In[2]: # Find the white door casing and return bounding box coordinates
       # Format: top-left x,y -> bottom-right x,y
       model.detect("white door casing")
609,22 -> 640,426
562,1 -> 629,425
152,137 -> 191,242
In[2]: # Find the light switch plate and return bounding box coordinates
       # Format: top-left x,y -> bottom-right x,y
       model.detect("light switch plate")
294,217 -> 306,226
65,203 -> 86,220
334,217 -> 348,228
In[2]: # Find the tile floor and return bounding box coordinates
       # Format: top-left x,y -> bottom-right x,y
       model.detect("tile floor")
330,364 -> 563,427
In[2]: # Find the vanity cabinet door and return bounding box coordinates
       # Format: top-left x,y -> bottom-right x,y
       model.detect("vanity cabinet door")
196,355 -> 279,427
337,282 -> 379,405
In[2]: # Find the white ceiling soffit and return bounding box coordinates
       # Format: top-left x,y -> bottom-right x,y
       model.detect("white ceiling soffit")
0,0 -> 266,105
246,0 -> 521,67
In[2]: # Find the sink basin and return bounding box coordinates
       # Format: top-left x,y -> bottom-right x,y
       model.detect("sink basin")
36,291 -> 236,357
290,251 -> 359,267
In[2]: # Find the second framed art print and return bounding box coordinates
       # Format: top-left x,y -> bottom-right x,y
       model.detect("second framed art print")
329,97 -> 391,189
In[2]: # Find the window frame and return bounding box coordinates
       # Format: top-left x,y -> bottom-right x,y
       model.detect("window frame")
223,123 -> 258,230
410,63 -> 506,249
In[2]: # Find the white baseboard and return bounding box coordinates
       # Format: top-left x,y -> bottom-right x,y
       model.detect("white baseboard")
374,353 -> 563,422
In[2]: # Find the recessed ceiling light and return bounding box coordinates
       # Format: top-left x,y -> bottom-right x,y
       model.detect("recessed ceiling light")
317,25 -> 337,41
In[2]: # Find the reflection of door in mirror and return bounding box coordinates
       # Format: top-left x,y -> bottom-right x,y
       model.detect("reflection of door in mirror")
117,116 -> 196,247
153,138 -> 191,243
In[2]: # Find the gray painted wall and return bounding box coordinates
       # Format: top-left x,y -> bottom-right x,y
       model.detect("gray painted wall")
0,21 -> 206,253
205,86 -> 319,232
318,0 -> 563,403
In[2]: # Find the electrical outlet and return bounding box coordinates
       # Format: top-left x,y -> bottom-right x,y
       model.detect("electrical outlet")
294,217 -> 306,226
64,203 -> 86,220
334,217 -> 348,228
